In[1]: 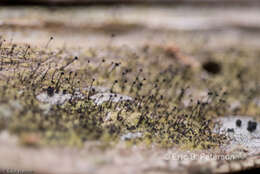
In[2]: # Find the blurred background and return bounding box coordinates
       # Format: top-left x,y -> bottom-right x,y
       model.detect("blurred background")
1,0 -> 260,51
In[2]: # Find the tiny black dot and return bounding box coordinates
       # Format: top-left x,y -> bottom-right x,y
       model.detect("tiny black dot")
202,61 -> 221,75
227,128 -> 234,132
236,119 -> 242,127
62,89 -> 67,94
47,86 -> 54,97
247,121 -> 257,132
208,92 -> 213,95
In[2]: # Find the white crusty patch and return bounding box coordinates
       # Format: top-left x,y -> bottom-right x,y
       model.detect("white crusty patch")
36,92 -> 72,105
83,86 -> 110,94
213,116 -> 260,150
36,86 -> 132,106
90,92 -> 132,105
36,91 -> 84,105
120,132 -> 143,141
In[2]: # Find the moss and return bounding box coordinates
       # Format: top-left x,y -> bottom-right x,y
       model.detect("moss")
0,36 -> 259,150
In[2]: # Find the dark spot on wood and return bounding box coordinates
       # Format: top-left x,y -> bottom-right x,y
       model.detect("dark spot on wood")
247,121 -> 257,132
47,86 -> 54,97
202,61 -> 221,74
236,119 -> 242,127
227,128 -> 234,132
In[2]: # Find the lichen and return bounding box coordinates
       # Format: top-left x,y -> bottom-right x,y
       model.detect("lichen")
0,35 -> 259,150
213,116 -> 260,150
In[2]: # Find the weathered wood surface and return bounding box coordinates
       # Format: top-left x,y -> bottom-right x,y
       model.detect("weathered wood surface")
1,4 -> 260,174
